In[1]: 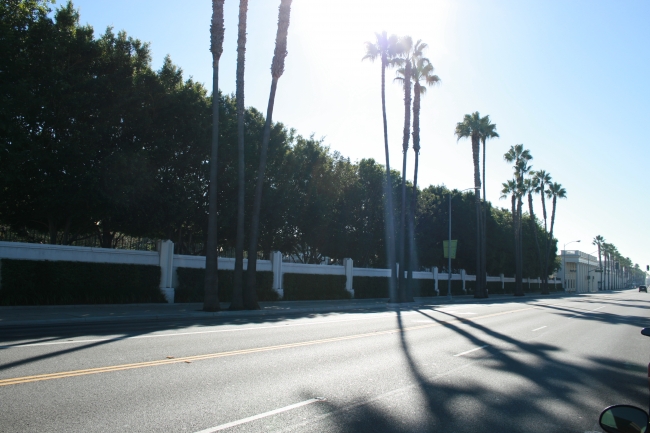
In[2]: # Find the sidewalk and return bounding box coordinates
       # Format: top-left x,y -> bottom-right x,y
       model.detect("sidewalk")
0,291 -> 577,328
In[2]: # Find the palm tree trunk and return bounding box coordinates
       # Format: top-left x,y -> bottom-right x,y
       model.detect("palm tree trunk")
597,246 -> 602,290
245,0 -> 292,310
528,192 -> 544,294
471,137 -> 483,298
245,78 -> 277,310
407,153 -> 418,301
381,55 -> 398,304
515,196 -> 524,296
406,83 -> 421,301
231,0 -> 249,310
547,195 -> 558,290
398,60 -> 411,302
203,11 -> 224,311
481,137 -> 488,298
511,194 -> 517,292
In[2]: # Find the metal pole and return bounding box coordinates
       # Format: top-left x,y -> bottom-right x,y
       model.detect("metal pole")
448,192 -> 452,300
562,244 -> 565,290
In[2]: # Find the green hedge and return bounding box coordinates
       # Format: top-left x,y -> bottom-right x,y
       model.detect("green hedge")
486,280 -> 560,295
353,276 -> 389,299
283,274 -> 350,300
433,279 -> 469,296
0,259 -> 164,305
175,268 -> 278,302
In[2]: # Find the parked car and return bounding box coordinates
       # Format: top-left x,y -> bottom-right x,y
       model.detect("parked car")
639,285 -> 647,292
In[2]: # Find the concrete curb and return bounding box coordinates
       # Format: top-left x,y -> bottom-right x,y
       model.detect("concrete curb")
0,290 -> 614,329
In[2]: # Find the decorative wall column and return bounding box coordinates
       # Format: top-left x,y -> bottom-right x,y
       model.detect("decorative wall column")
271,251 -> 284,298
343,258 -> 354,296
433,267 -> 439,295
158,240 -> 174,303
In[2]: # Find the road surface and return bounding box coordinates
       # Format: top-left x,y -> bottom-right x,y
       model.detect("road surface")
1,290 -> 649,432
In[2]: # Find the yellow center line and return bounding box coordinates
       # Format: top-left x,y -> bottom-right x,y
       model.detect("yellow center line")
0,306 -> 534,387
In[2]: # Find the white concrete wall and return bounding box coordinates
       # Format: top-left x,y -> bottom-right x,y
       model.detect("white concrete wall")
0,241 -> 158,265
1,241 -> 554,303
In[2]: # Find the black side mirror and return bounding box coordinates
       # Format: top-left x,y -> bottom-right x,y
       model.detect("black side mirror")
642,328 -> 650,337
599,405 -> 648,433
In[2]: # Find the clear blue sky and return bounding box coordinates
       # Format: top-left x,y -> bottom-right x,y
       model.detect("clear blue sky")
62,0 -> 650,275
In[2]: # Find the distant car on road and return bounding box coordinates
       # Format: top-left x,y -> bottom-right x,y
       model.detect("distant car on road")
639,285 -> 647,293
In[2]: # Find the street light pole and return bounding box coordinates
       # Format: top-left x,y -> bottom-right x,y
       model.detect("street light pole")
562,239 -> 581,290
447,187 -> 479,300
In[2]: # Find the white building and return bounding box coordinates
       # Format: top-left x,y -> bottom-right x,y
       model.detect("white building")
560,249 -> 624,293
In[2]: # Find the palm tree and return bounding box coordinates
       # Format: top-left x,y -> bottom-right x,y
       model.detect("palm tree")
245,0 -> 293,310
592,235 -> 605,291
500,179 -> 518,286
362,31 -> 402,303
203,0 -> 225,313
455,112 -> 486,298
478,116 -> 498,293
546,181 -> 567,287
396,54 -> 439,299
533,170 -> 552,291
525,175 -> 543,285
504,145 -> 532,296
231,0 -> 249,310
393,36 -> 425,302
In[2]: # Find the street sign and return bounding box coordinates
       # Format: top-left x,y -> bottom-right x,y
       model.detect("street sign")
594,268 -> 603,273
443,240 -> 457,259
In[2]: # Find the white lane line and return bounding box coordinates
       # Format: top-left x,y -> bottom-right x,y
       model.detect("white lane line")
592,306 -> 606,311
532,326 -> 547,332
193,398 -> 325,433
1,311 -> 421,349
454,345 -> 489,357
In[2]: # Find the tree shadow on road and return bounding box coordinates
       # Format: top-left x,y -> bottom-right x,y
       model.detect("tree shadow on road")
286,306 -> 646,433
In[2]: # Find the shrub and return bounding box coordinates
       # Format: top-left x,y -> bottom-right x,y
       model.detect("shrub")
175,268 -> 277,302
0,259 -> 163,305
353,276 -> 389,299
412,279 -> 437,297
283,274 -> 350,300
436,279 -> 471,296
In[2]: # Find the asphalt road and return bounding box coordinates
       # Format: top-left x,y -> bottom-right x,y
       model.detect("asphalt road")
1,290 -> 649,432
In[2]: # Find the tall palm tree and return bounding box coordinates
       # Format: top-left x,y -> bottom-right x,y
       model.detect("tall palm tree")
393,36 -> 424,302
478,116 -> 498,293
525,175 -> 543,285
500,179 -> 518,285
362,31 -> 402,303
546,181 -> 567,288
231,0 -> 249,310
396,54 -> 439,299
504,145 -> 532,296
203,0 -> 225,313
534,170 -> 552,291
245,0 -> 293,310
592,235 -> 605,291
455,112 -> 486,298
